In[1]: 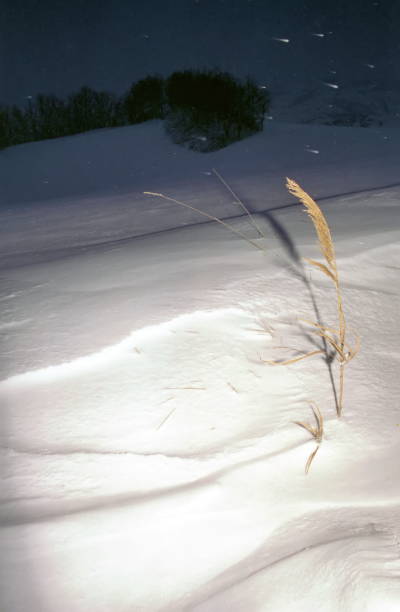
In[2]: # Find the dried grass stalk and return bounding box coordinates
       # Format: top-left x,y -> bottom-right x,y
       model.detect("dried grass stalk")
269,179 -> 359,417
145,177 -> 359,419
144,191 -> 267,253
286,178 -> 345,349
211,168 -> 266,239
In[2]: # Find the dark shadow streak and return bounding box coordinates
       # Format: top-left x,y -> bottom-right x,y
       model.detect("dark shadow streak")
185,524 -> 391,610
2,181 -> 400,270
0,438 -> 306,527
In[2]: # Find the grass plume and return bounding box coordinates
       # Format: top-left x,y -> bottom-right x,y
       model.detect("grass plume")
145,177 -> 359,418
269,179 -> 359,416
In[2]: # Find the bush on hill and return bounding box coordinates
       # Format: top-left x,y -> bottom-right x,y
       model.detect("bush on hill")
124,75 -> 166,124
66,87 -> 123,134
164,69 -> 269,151
0,70 -> 270,152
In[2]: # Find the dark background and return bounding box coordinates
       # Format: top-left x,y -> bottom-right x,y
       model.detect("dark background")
1,0 -> 400,107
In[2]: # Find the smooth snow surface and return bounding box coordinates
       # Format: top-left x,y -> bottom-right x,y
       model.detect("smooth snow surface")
1,121 -> 400,611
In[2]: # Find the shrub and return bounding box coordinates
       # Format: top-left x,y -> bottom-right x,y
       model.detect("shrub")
166,69 -> 240,116
2,106 -> 31,146
164,106 -> 241,152
31,94 -> 69,140
164,69 -> 269,152
0,88 -> 126,149
0,70 -> 269,150
0,107 -> 12,149
65,86 -> 122,134
124,75 -> 166,124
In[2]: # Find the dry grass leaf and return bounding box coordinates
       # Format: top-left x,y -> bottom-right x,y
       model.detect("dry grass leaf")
262,349 -> 323,366
305,446 -> 320,474
294,402 -> 323,474
303,258 -> 337,282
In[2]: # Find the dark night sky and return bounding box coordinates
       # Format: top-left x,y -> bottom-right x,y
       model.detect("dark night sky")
1,0 -> 400,107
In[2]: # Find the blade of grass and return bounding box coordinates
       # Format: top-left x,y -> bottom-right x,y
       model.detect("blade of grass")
212,168 -> 266,239
144,192 -> 267,252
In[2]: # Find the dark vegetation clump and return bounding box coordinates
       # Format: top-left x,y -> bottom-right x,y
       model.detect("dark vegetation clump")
164,69 -> 269,151
123,75 -> 166,124
0,88 -> 126,148
0,69 -> 270,152
66,87 -> 125,134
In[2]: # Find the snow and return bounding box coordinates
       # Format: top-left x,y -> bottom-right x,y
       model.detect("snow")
1,119 -> 400,611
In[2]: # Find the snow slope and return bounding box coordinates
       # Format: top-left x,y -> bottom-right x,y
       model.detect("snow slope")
0,121 -> 400,611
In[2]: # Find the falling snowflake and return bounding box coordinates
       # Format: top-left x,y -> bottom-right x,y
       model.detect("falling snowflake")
305,145 -> 319,154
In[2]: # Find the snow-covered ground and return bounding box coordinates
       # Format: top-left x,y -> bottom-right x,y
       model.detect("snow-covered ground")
1,120 -> 400,611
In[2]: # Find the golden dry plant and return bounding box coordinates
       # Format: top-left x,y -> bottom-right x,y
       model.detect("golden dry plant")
145,176 -> 359,420
279,178 -> 360,416
295,402 -> 323,474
